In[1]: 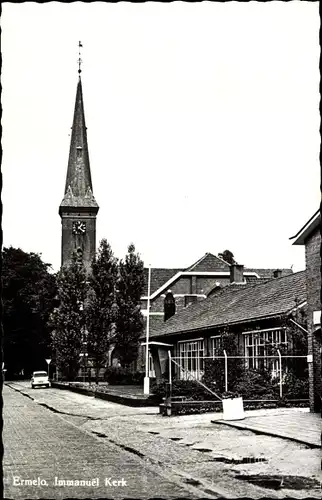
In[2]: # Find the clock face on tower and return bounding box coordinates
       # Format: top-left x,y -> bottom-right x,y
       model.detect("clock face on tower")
72,221 -> 86,235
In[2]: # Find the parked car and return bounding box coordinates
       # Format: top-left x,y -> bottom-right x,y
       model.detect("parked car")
31,371 -> 50,389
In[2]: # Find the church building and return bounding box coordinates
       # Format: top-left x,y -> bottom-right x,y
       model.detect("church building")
57,56 -> 302,388
59,71 -> 99,272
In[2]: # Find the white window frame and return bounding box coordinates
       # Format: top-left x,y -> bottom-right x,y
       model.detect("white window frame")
178,339 -> 204,381
210,335 -> 221,358
244,328 -> 287,378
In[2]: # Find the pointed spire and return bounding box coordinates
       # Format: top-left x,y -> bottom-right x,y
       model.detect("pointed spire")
60,75 -> 98,213
64,77 -> 92,196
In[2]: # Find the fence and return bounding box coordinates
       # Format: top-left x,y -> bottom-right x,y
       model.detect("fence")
168,351 -> 309,399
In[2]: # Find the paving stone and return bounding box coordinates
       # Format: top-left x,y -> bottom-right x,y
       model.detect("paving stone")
213,411 -> 320,447
5,382 -> 321,499
3,385 -> 198,499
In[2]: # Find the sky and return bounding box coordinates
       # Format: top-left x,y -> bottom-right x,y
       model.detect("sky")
2,2 -> 320,273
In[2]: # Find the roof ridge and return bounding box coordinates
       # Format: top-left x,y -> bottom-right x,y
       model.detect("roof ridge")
185,253 -> 209,271
245,267 -> 293,272
204,271 -> 306,310
215,254 -> 232,266
144,267 -> 183,270
235,269 -> 305,290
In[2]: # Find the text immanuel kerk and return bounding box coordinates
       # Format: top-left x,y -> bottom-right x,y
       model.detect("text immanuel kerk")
13,476 -> 128,487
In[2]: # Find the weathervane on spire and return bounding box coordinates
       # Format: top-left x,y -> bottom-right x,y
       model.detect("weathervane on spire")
78,41 -> 83,75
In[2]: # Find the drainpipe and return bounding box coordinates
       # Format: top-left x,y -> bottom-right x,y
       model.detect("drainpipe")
223,350 -> 228,392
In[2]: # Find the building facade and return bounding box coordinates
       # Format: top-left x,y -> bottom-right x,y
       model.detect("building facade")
291,210 -> 321,412
141,271 -> 307,387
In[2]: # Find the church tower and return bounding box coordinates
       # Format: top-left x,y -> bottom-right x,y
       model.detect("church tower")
59,58 -> 99,272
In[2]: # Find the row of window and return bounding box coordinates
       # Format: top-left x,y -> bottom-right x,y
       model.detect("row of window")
176,329 -> 287,380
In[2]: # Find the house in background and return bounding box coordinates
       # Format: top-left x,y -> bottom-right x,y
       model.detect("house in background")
143,271 -> 307,385
140,252 -> 292,332
290,209 -> 321,412
138,252 -> 292,375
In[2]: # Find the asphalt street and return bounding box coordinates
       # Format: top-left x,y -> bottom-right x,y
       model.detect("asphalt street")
3,382 -> 321,499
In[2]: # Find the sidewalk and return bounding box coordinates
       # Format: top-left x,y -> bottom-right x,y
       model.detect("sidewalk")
6,382 -> 321,498
51,381 -> 160,405
212,408 -> 321,448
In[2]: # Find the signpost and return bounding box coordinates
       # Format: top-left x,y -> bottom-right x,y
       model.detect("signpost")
45,358 -> 51,377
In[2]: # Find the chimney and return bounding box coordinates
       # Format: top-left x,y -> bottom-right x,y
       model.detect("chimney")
273,269 -> 282,278
230,264 -> 244,283
164,290 -> 176,321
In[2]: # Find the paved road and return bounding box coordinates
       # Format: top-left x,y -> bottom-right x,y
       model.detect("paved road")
3,384 -> 200,499
4,382 -> 321,499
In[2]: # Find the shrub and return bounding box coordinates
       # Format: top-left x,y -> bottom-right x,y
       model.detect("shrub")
222,391 -> 241,399
282,371 -> 309,399
232,369 -> 276,399
202,331 -> 244,392
104,366 -> 144,385
152,379 -> 215,401
171,401 -> 221,416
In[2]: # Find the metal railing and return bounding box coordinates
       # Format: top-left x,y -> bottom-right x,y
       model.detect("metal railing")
168,352 -> 309,399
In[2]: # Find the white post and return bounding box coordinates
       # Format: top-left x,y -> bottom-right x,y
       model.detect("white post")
45,359 -> 51,378
277,349 -> 282,398
168,350 -> 172,386
144,265 -> 152,395
223,349 -> 228,392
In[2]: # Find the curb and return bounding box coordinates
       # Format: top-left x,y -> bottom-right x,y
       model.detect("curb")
95,390 -> 159,407
50,381 -> 159,407
211,419 -> 320,449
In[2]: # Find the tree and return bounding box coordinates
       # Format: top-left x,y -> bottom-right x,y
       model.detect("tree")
49,254 -> 88,380
2,247 -> 57,378
114,244 -> 145,369
218,250 -> 236,265
86,239 -> 118,383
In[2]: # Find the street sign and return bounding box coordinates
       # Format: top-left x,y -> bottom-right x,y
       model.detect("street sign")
45,359 -> 51,365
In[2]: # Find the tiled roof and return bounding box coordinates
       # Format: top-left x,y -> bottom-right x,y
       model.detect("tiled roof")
185,253 -> 230,271
143,268 -> 183,296
245,268 -> 293,278
142,251 -> 293,299
148,271 -> 306,339
205,276 -> 277,296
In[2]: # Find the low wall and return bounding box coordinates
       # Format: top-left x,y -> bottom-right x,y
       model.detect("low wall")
160,398 -> 310,416
51,381 -> 159,407
95,391 -> 159,407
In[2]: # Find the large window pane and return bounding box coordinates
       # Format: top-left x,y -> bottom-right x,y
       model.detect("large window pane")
178,340 -> 204,380
244,329 -> 287,376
